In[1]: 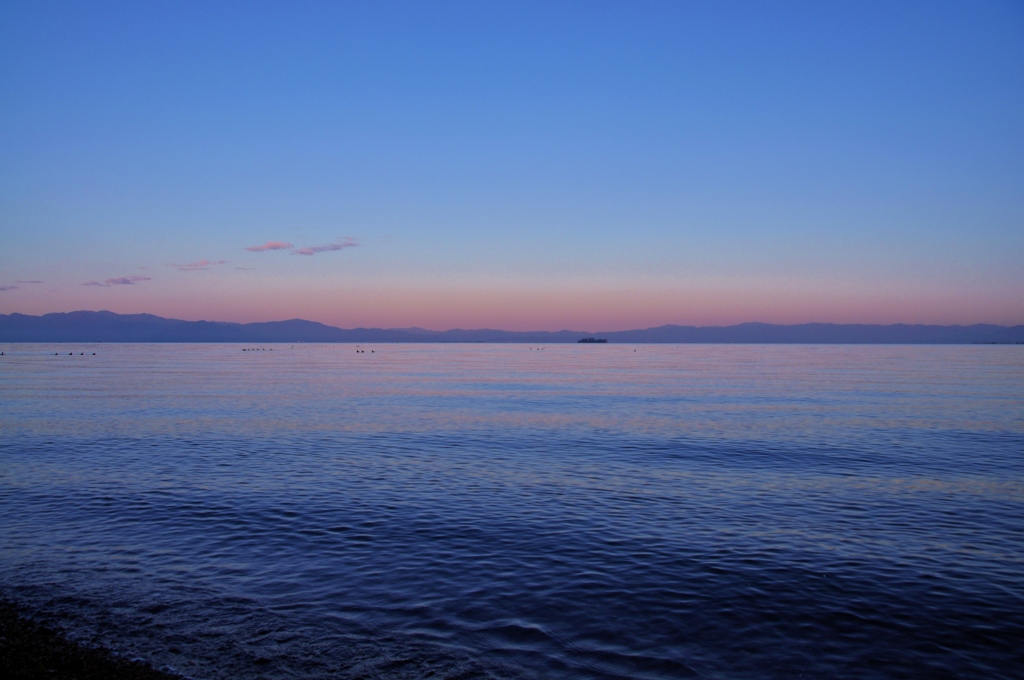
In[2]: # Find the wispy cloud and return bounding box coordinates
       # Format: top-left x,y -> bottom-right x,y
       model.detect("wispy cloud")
0,285 -> 18,291
294,237 -> 359,256
82,275 -> 152,287
234,267 -> 255,271
245,241 -> 294,252
244,237 -> 359,256
169,259 -> 228,271
16,280 -> 43,284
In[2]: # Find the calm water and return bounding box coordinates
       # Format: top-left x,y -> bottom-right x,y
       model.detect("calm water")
1,343 -> 1022,679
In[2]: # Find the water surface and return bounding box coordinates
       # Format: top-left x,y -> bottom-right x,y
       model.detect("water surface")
1,343 -> 1022,678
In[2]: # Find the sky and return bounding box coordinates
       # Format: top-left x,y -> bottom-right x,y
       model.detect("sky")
1,0 -> 1022,331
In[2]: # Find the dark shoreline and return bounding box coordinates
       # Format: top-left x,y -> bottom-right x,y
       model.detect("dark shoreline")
0,600 -> 184,680
3,310 -> 1023,344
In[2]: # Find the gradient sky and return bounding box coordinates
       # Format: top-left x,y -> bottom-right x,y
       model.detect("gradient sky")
1,1 -> 1022,330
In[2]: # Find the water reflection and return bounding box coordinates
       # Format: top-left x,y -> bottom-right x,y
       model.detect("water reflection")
1,344 -> 1022,679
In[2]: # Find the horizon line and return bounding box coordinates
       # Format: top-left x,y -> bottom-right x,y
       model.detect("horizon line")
1,309 -> 1022,334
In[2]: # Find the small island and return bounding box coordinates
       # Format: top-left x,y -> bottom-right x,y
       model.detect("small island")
578,337 -> 608,343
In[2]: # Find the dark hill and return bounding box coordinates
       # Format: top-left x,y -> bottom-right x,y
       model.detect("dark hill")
0,311 -> 1021,344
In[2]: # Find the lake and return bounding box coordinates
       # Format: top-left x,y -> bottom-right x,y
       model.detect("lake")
1,343 -> 1022,678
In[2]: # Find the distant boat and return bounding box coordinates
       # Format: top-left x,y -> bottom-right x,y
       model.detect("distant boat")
578,337 -> 607,343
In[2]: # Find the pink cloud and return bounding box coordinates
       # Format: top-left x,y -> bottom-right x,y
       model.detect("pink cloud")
170,259 -> 228,271
82,275 -> 152,287
16,280 -> 44,284
293,237 -> 359,256
245,241 -> 294,252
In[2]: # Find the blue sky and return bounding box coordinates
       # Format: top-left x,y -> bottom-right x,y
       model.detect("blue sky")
1,1 -> 1022,329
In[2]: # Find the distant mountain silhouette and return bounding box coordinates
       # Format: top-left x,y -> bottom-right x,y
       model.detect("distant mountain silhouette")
1,311 -> 1022,344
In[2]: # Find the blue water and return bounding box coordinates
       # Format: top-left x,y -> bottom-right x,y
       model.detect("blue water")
1,343 -> 1022,679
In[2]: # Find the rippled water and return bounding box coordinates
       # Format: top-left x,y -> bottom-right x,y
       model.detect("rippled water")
1,343 -> 1022,679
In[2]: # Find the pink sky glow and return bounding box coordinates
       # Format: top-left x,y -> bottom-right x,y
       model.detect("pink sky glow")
3,280 -> 1021,331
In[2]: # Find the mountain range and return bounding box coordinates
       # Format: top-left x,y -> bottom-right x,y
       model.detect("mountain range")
1,311 -> 1022,344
